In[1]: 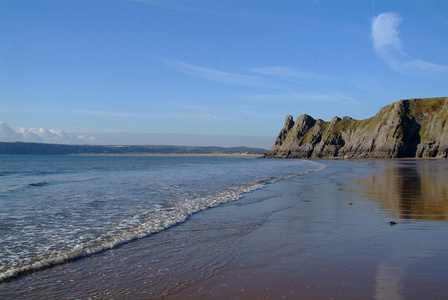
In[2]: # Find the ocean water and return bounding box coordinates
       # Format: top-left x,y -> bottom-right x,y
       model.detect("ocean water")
0,155 -> 324,282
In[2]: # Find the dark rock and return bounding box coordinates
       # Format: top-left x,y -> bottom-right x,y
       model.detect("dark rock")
28,181 -> 48,187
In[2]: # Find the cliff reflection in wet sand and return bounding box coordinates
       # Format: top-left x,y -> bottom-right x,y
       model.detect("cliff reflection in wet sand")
356,160 -> 448,221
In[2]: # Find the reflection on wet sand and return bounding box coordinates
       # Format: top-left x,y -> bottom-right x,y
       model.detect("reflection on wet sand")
375,261 -> 405,300
356,160 -> 448,220
353,160 -> 448,300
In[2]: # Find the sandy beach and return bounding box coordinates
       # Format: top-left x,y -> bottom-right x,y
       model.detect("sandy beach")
1,159 -> 447,299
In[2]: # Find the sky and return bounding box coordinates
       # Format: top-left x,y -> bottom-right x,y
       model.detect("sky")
1,0 -> 448,149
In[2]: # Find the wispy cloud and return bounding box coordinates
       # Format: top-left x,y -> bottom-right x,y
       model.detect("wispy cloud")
167,112 -> 224,120
171,102 -> 255,116
249,66 -> 337,81
164,60 -> 360,105
371,12 -> 448,75
245,93 -> 360,105
76,110 -> 151,118
163,59 -> 269,87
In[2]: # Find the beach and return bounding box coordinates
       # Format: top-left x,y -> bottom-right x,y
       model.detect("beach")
1,159 -> 448,299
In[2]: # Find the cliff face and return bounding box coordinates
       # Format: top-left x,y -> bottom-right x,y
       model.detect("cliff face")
265,97 -> 448,159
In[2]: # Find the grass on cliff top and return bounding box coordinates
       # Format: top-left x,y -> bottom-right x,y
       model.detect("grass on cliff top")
407,97 -> 448,117
409,97 -> 448,142
294,97 -> 447,145
349,97 -> 448,133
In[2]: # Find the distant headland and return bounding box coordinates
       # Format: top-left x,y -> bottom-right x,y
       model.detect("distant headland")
0,143 -> 267,156
265,97 -> 448,159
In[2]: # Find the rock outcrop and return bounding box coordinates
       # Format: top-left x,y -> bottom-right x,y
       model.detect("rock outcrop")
265,97 -> 448,159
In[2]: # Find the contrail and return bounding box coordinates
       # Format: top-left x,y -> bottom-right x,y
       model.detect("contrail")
372,0 -> 375,13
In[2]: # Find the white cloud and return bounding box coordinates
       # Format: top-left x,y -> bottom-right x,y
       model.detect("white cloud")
0,122 -> 21,142
17,128 -> 46,143
0,122 -> 94,144
371,12 -> 448,75
164,59 -> 269,87
371,12 -> 403,54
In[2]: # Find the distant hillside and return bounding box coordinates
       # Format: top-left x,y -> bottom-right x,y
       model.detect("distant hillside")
265,97 -> 448,159
0,142 -> 267,155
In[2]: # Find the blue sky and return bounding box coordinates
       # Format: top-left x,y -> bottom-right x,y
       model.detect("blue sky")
1,0 -> 447,148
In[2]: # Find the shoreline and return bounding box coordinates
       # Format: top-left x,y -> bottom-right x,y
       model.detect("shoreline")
69,152 -> 264,157
1,160 -> 447,299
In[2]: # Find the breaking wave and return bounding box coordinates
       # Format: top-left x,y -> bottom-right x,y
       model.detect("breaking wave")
0,158 -> 326,282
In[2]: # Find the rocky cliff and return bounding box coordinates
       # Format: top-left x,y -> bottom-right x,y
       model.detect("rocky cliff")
265,97 -> 448,159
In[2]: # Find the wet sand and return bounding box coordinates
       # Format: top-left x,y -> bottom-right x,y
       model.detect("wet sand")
1,160 -> 448,299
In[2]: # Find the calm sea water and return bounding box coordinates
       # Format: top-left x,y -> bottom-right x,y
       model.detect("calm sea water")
0,155 -> 324,281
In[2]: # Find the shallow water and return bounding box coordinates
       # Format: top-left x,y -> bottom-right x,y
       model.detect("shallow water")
0,155 -> 322,282
1,159 -> 448,299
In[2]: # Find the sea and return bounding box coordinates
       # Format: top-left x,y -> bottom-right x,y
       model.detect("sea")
0,155 -> 325,282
